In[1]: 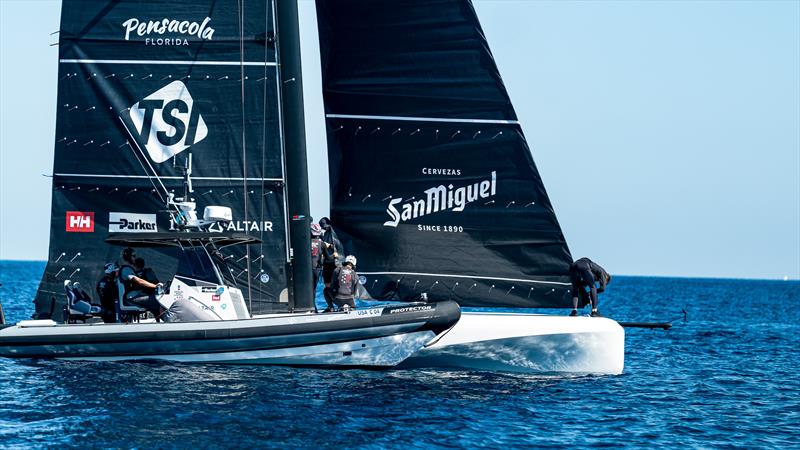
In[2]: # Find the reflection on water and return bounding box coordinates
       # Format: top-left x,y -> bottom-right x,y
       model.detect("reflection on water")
1,262 -> 799,448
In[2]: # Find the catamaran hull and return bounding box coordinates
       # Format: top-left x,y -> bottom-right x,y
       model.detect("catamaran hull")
0,302 -> 460,368
61,332 -> 437,367
402,313 -> 625,374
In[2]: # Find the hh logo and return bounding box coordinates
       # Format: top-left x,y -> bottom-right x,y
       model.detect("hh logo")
126,80 -> 208,163
66,211 -> 94,233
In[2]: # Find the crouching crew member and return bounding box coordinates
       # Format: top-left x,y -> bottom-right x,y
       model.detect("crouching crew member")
330,255 -> 359,312
569,257 -> 611,317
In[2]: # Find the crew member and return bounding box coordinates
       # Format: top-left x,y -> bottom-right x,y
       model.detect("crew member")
118,247 -> 163,319
134,257 -> 159,285
569,257 -> 611,317
319,217 -> 343,313
330,255 -> 360,311
310,223 -> 324,298
96,262 -> 119,323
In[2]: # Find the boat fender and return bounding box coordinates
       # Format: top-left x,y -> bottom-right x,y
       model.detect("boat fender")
163,296 -> 221,322
18,320 -> 58,327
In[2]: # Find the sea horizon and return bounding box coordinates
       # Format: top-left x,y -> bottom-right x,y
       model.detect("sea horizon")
1,259 -> 796,282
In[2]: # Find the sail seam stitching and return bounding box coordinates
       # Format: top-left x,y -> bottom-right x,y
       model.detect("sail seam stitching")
360,271 -> 570,286
53,173 -> 283,182
325,114 -> 519,125
59,59 -> 277,66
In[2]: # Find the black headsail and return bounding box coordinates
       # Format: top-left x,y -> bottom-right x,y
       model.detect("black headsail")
316,0 -> 575,308
35,0 -> 292,320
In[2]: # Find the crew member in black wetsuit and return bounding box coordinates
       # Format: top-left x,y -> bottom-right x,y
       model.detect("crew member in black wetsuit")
569,257 -> 611,317
319,217 -> 343,313
96,262 -> 119,323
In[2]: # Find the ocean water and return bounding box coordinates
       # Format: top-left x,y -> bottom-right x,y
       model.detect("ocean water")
1,261 -> 798,449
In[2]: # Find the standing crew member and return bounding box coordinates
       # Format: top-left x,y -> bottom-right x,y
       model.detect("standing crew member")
331,255 -> 360,311
319,217 -> 343,313
569,257 -> 611,317
96,262 -> 119,323
310,223 -> 324,296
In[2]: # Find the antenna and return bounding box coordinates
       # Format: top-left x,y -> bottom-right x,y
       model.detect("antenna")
184,152 -> 194,195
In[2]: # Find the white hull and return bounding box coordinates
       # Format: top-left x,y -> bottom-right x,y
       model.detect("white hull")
402,312 -> 625,374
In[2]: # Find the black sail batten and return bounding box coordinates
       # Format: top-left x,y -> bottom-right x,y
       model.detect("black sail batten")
35,0 -> 291,321
316,0 -> 575,308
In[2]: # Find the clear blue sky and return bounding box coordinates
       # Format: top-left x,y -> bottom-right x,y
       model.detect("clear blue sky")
1,0 -> 798,280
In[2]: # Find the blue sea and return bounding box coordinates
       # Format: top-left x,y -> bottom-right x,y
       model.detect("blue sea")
1,260 -> 798,449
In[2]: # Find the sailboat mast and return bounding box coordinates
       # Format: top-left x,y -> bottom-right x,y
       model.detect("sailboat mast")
276,0 -> 314,311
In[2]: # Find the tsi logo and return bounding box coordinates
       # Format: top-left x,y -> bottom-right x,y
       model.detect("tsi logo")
109,212 -> 158,233
66,211 -> 94,233
126,80 -> 208,163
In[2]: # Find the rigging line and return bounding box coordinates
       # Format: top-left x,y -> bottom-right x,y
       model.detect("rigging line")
272,0 -> 291,263
128,146 -> 166,204
260,1 -> 270,277
239,0 -> 252,313
116,117 -> 168,205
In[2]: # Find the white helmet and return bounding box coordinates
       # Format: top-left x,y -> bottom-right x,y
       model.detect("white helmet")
344,255 -> 357,267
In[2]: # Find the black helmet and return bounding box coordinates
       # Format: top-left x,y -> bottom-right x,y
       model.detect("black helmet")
121,247 -> 135,262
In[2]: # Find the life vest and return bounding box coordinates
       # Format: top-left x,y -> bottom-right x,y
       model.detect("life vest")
337,268 -> 355,297
118,264 -> 137,298
96,275 -> 119,323
96,277 -> 118,305
311,238 -> 322,269
137,267 -> 159,285
321,231 -> 340,264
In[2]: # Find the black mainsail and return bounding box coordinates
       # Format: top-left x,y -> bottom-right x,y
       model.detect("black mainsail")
316,0 -> 576,308
35,0 -> 294,319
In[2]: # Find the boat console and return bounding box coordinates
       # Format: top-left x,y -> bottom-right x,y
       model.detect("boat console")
157,275 -> 249,321
105,231 -> 260,323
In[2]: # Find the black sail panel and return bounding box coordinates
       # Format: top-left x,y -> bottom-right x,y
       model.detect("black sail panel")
316,0 -> 514,120
53,63 -> 282,180
59,1 -> 274,64
317,0 -> 575,308
35,0 -> 289,320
